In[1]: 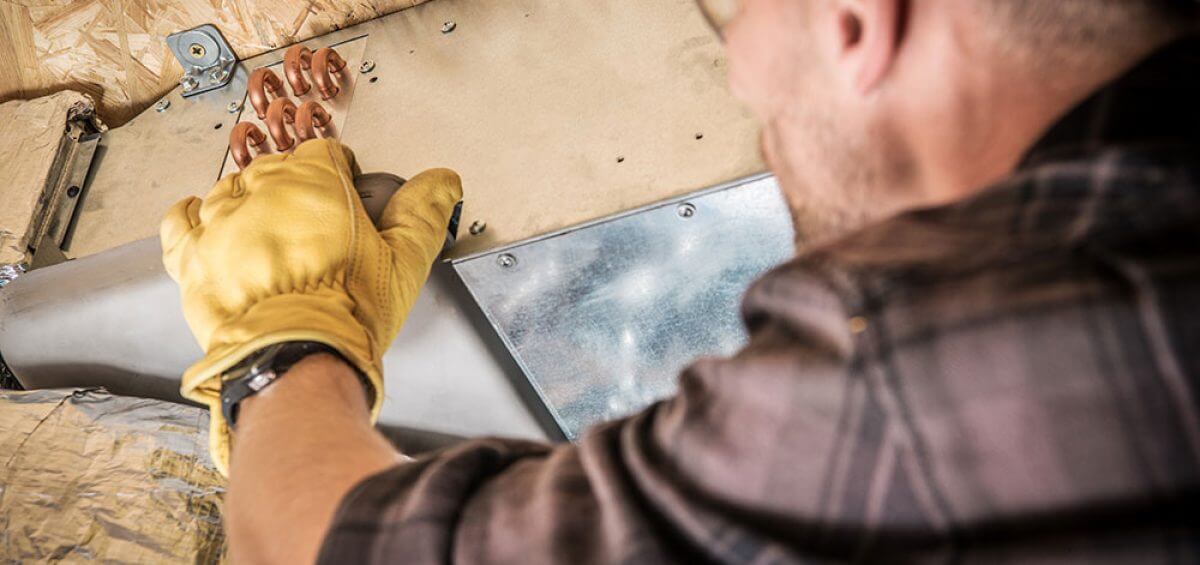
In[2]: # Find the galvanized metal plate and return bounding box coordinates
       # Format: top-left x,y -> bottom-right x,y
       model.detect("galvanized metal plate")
166,24 -> 238,97
453,175 -> 793,438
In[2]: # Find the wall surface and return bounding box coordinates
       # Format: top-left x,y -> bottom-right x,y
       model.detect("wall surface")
0,0 -> 432,126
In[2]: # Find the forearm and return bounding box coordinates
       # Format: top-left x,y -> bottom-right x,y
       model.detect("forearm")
227,353 -> 403,564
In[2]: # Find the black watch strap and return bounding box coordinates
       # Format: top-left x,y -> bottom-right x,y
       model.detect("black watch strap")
220,341 -> 369,429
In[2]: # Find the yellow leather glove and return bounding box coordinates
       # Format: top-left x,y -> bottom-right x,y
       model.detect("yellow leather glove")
160,139 -> 462,475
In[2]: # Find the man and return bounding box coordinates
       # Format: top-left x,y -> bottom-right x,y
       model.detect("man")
161,0 -> 1200,562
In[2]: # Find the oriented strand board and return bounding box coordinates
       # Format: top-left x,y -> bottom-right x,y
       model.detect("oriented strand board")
0,0 -> 432,127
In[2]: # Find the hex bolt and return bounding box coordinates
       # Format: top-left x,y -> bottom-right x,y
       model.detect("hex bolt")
497,253 -> 517,268
442,21 -> 457,34
359,59 -> 376,74
154,99 -> 171,112
208,67 -> 230,83
227,101 -> 242,114
469,221 -> 487,235
677,202 -> 697,218
179,75 -> 199,92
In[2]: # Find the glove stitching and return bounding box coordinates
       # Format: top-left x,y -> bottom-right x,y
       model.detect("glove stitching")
330,142 -> 372,362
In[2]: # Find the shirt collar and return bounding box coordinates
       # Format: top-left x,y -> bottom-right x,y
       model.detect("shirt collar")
1019,34 -> 1200,170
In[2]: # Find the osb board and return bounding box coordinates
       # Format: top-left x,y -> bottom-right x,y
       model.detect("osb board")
0,0 -> 433,127
68,0 -> 765,259
0,91 -> 88,266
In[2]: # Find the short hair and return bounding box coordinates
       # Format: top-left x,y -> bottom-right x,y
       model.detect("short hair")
981,0 -> 1199,67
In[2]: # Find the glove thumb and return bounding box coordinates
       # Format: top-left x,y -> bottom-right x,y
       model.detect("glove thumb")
377,168 -> 463,266
160,196 -> 203,278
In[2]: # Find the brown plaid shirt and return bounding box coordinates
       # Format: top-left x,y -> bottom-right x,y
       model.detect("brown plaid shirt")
318,38 -> 1200,564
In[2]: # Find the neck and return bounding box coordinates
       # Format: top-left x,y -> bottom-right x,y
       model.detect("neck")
896,18 -> 1178,208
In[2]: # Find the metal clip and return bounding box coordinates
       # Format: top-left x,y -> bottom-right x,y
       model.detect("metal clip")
166,24 -> 238,97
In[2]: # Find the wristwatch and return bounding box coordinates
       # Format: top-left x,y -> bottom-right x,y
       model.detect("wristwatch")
219,341 -> 372,429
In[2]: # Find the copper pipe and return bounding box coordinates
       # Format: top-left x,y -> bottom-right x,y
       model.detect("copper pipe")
295,101 -> 333,142
248,68 -> 285,120
230,122 -> 268,170
311,47 -> 347,100
265,97 -> 299,150
283,45 -> 313,96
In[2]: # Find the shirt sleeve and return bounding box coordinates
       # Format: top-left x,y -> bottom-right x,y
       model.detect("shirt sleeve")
317,267 -> 855,564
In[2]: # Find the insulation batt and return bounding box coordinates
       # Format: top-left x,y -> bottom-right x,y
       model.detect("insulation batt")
0,388 -> 226,562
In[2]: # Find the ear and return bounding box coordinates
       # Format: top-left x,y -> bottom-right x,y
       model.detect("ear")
834,0 -> 907,94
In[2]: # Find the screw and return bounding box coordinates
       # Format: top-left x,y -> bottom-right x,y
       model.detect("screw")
677,202 -> 696,218
497,253 -> 517,268
67,185 -> 80,198
154,99 -> 171,112
226,101 -> 242,114
359,59 -> 376,73
442,21 -> 457,33
469,221 -> 487,235
208,67 -> 229,83
188,43 -> 206,58
179,75 -> 199,92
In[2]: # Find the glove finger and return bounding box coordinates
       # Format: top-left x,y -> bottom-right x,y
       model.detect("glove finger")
378,168 -> 463,264
292,138 -> 358,178
160,196 -> 202,253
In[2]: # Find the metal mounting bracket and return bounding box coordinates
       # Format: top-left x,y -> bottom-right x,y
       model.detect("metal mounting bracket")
166,24 -> 238,97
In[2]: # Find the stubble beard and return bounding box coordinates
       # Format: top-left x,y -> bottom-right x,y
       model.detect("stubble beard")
762,111 -> 882,250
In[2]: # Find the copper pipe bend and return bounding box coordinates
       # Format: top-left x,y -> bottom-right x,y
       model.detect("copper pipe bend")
283,45 -> 313,96
312,47 -> 347,100
295,101 -> 333,143
265,98 -> 299,150
230,122 -> 268,170
248,68 -> 285,120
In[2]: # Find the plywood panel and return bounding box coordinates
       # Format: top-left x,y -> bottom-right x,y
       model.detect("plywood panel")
0,0 -> 433,127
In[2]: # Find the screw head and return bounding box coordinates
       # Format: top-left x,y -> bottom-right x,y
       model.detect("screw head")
497,253 -> 517,268
154,99 -> 171,112
359,59 -> 376,73
469,220 -> 487,235
677,202 -> 696,218
208,67 -> 229,83
179,75 -> 199,92
441,21 -> 457,33
188,43 -> 206,59
226,101 -> 242,114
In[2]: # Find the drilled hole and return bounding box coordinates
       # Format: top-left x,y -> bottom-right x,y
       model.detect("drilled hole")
695,132 -> 704,140
616,156 -> 625,163
214,123 -> 223,130
369,76 -> 379,83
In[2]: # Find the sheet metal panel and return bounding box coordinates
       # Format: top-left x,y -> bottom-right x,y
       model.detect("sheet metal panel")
453,175 -> 793,438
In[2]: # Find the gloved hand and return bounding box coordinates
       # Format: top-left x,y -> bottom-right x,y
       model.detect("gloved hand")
161,139 -> 462,475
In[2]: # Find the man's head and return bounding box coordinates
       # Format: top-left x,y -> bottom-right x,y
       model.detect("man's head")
705,0 -> 1195,244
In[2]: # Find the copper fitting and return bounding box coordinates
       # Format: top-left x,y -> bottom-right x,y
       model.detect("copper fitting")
265,97 -> 299,150
230,122 -> 268,170
248,68 -> 285,120
311,47 -> 348,100
295,101 -> 333,142
283,45 -> 313,96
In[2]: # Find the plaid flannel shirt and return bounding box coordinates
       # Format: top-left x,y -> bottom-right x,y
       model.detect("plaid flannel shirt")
318,37 -> 1200,564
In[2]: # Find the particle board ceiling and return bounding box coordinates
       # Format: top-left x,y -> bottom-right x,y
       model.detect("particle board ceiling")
0,0 -> 434,127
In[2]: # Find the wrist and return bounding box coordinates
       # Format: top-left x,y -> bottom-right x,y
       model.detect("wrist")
221,342 -> 374,429
238,353 -> 372,428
